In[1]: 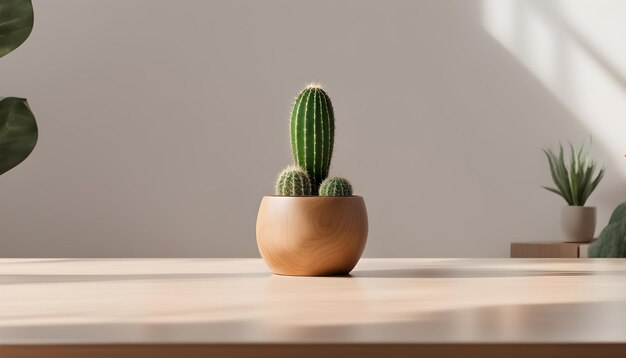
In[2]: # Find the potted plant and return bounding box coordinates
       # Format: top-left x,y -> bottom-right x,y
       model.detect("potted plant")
542,141 -> 604,242
256,84 -> 368,276
0,0 -> 38,177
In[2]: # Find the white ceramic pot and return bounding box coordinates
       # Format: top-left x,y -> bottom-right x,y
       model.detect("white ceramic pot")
561,206 -> 596,243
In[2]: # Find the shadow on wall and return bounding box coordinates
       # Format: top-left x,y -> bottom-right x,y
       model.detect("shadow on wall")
357,0 -> 626,257
2,0 -> 625,258
481,0 -> 626,175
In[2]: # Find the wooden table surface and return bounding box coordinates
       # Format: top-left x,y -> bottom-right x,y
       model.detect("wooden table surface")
1,258 -> 626,357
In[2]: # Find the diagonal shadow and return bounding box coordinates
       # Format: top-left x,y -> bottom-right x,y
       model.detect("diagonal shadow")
351,268 -> 595,278
0,272 -> 269,285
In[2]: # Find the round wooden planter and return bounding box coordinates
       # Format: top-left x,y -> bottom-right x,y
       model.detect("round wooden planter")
256,196 -> 368,276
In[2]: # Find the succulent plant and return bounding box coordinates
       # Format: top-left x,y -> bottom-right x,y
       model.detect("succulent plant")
290,83 -> 334,194
0,0 -> 38,176
542,140 -> 604,206
319,177 -> 353,197
271,84 -> 355,197
275,166 -> 312,196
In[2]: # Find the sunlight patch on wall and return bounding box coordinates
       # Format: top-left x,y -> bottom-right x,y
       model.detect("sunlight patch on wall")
482,0 -> 626,175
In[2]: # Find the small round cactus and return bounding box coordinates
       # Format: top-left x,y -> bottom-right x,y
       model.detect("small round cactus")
319,177 -> 353,196
275,166 -> 312,196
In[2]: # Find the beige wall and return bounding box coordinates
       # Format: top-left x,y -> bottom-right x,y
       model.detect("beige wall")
1,0 -> 625,257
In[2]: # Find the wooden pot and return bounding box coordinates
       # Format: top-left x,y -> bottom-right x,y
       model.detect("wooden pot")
256,196 -> 368,276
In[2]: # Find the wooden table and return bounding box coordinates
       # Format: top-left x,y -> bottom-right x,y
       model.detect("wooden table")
1,258 -> 626,357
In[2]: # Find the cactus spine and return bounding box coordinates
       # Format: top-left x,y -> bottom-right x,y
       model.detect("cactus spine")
319,177 -> 353,197
275,166 -> 312,196
290,83 -> 335,194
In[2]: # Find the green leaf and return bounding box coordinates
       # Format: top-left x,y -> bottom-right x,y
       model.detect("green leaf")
557,144 -> 574,204
0,0 -> 33,59
553,148 -> 571,202
0,97 -> 38,175
578,163 -> 594,203
543,148 -> 573,205
581,166 -> 604,205
542,186 -> 568,201
543,139 -> 604,206
568,143 -> 579,204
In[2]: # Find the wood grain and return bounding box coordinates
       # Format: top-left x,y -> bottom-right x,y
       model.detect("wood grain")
510,242 -> 583,258
2,258 -> 626,356
3,344 -> 626,358
256,196 -> 368,276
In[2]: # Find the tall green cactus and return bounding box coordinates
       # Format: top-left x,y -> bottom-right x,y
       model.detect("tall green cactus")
275,166 -> 312,196
290,84 -> 334,194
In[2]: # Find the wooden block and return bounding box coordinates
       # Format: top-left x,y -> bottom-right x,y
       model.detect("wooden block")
579,243 -> 591,258
510,242 -> 586,258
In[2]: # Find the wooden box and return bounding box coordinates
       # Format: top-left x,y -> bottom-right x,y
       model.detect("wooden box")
510,242 -> 592,258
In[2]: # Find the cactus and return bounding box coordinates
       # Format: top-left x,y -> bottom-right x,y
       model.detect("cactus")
272,84 -> 355,197
319,177 -> 353,197
275,166 -> 312,196
290,83 -> 334,194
